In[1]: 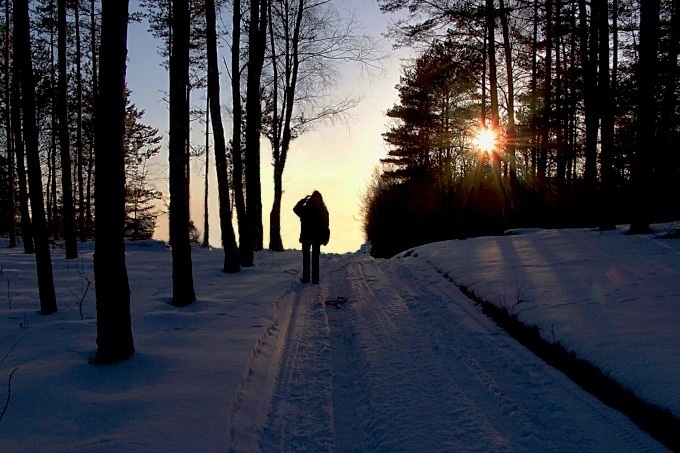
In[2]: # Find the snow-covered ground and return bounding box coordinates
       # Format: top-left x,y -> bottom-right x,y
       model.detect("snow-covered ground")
0,224 -> 678,451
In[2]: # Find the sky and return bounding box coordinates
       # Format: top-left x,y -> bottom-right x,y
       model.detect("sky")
125,0 -> 412,254
0,223 -> 678,450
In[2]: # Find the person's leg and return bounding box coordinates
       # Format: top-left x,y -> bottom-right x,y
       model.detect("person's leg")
301,242 -> 311,283
312,242 -> 320,284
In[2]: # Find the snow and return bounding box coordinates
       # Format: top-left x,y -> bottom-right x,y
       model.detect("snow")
0,224 -> 678,451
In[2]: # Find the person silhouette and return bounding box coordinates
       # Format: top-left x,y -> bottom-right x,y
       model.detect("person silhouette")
293,191 -> 330,284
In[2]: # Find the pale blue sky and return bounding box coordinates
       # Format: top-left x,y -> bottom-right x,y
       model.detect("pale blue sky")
125,0 -> 411,253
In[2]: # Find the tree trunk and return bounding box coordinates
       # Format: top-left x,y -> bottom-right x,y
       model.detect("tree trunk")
49,6 -> 59,240
269,164 -> 284,251
657,0 -> 679,204
93,0 -> 135,364
597,0 -> 616,231
10,29 -> 34,255
206,0 -> 240,272
13,0 -> 58,315
267,0 -> 281,252
499,0 -> 516,191
86,0 -> 98,239
538,0 -> 552,184
579,0 -> 599,200
202,96 -> 210,248
629,0 -> 660,234
244,0 -> 267,261
530,0 -> 539,177
75,0 -> 86,242
4,0 -> 16,248
58,0 -> 78,258
486,0 -> 501,175
231,0 -> 248,265
169,0 -> 196,306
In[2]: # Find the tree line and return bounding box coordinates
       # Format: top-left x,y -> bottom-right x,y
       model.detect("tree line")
0,0 -> 379,363
362,0 -> 678,258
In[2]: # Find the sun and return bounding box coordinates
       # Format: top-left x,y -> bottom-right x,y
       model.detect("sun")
475,128 -> 496,153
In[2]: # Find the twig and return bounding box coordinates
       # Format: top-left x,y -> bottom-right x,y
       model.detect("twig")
6,272 -> 16,310
68,260 -> 93,320
0,367 -> 18,423
0,341 -> 20,367
324,296 -> 347,308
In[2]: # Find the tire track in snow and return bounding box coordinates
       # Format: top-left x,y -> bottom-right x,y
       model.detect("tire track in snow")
258,279 -> 335,451
227,272 -> 334,452
393,253 -> 665,451
326,256 -> 520,451
229,253 -> 664,451
324,253 -> 664,451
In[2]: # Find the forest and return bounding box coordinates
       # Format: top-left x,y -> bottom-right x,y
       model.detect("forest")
0,0 -> 380,363
363,0 -> 679,258
0,0 -> 677,361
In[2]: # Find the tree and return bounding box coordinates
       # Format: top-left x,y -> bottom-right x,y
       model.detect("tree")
74,0 -> 87,243
498,0 -> 517,191
169,0 -> 196,306
9,7 -> 35,255
13,0 -> 58,315
231,0 -> 248,264
485,0 -> 501,175
264,0 -> 381,251
92,0 -> 134,364
381,39 -> 480,184
57,0 -> 77,258
3,0 -> 17,248
629,0 -> 661,234
597,0 -> 616,231
139,0 -> 209,241
123,98 -> 163,241
578,0 -> 599,209
206,0 -> 239,272
243,0 -> 268,264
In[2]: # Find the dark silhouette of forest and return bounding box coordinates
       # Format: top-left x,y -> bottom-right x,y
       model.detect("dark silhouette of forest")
363,0 -> 679,258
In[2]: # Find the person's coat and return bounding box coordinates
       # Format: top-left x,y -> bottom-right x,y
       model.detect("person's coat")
294,191 -> 330,246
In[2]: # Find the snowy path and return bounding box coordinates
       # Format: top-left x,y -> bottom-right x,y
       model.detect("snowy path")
228,253 -> 664,451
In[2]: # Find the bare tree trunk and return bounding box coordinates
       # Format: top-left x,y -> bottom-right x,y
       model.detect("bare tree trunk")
597,0 -> 616,231
538,0 -> 552,184
10,28 -> 34,254
75,0 -> 86,242
4,0 -> 16,248
244,0 -> 268,262
58,0 -> 78,258
202,96 -> 210,248
169,0 -> 196,306
629,0 -> 660,234
267,0 -> 281,252
231,0 -> 248,264
486,0 -> 501,175
49,4 -> 59,239
499,0 -> 516,190
86,0 -> 98,239
657,0 -> 679,201
579,0 -> 598,200
93,0 -> 134,364
530,0 -> 539,177
13,0 -> 58,315
206,0 -> 240,272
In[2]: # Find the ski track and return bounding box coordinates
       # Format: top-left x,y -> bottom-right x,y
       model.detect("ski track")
228,253 -> 665,452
